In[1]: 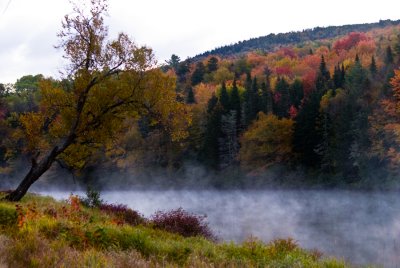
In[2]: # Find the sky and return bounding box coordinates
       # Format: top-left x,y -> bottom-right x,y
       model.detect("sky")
0,0 -> 399,83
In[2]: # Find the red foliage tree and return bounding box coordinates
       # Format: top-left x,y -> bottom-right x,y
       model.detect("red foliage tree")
333,32 -> 369,52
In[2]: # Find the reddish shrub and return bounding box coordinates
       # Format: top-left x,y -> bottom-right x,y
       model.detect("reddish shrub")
151,208 -> 215,240
99,203 -> 145,226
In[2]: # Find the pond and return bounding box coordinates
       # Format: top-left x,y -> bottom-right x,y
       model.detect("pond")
40,190 -> 400,267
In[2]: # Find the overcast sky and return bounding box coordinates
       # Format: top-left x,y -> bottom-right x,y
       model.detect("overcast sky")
0,0 -> 398,83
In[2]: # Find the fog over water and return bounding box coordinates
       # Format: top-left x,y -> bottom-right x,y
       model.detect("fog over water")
40,190 -> 400,267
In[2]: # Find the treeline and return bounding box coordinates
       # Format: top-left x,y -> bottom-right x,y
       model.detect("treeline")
195,19 -> 400,59
2,25 -> 400,189
163,26 -> 400,187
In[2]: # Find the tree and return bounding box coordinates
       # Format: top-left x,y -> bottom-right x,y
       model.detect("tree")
385,46 -> 394,65
200,94 -> 222,169
186,86 -> 196,104
229,79 -> 241,131
315,55 -> 330,92
191,62 -> 206,86
206,56 -> 218,73
166,54 -> 180,71
15,74 -> 44,92
333,63 -> 346,90
244,76 -> 260,126
274,77 -> 290,118
219,81 -> 230,111
240,113 -> 294,169
293,89 -> 323,168
5,0 -> 190,201
369,56 -> 377,76
289,78 -> 303,108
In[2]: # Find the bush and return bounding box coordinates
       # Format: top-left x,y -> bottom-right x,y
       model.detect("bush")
99,203 -> 145,226
0,204 -> 17,227
151,208 -> 215,240
79,187 -> 103,208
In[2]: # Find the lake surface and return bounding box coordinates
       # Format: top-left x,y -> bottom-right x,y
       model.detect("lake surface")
40,190 -> 400,267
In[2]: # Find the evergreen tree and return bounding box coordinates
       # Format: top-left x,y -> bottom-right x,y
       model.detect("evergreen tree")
293,89 -> 323,168
355,53 -> 360,64
341,63 -> 346,85
206,57 -> 219,73
346,57 -> 367,97
230,79 -> 241,130
219,111 -> 239,168
316,55 -> 331,92
176,59 -> 191,83
314,111 -> 335,173
186,86 -> 196,104
274,77 -> 290,118
191,62 -> 206,85
166,54 -> 180,71
219,81 -> 230,111
369,55 -> 377,76
201,94 -> 223,169
290,78 -> 304,108
385,46 -> 394,65
243,75 -> 260,127
245,72 -> 252,91
333,64 -> 344,89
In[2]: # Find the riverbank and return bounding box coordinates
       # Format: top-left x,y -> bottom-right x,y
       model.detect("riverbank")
0,192 -> 347,267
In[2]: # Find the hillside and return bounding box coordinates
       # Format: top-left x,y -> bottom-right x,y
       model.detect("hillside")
194,19 -> 400,59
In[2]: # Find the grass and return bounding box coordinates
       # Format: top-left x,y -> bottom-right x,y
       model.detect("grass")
0,192 -> 349,267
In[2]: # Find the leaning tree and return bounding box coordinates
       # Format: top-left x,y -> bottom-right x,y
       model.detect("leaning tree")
5,0 -> 190,201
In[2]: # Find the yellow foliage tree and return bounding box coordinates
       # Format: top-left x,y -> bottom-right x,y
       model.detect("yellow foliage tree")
239,112 -> 294,170
5,0 -> 190,201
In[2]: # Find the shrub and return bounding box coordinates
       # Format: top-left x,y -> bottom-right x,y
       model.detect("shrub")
151,208 -> 215,240
79,187 -> 103,208
0,204 -> 17,227
99,203 -> 145,226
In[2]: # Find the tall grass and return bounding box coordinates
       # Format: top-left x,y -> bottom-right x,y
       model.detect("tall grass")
0,192 -> 348,267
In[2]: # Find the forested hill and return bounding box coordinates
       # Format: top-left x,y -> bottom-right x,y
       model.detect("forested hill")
194,19 -> 400,59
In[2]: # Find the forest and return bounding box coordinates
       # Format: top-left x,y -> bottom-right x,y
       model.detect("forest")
1,12 -> 400,194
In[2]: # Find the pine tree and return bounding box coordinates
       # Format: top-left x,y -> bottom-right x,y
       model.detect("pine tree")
293,89 -> 323,168
230,79 -> 241,131
274,77 -> 290,118
333,64 -> 343,89
186,86 -> 196,104
369,56 -> 377,76
243,76 -> 260,126
290,78 -> 304,108
219,81 -> 230,111
316,55 -> 330,92
207,57 -> 219,73
385,46 -> 394,65
201,94 -> 223,169
191,62 -> 206,85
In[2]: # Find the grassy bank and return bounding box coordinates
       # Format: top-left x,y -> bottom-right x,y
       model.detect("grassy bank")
0,192 -> 348,267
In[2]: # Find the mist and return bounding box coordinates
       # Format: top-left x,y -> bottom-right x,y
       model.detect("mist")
36,189 -> 400,267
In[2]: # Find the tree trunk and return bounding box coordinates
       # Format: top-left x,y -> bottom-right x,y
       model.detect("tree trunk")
4,147 -> 59,202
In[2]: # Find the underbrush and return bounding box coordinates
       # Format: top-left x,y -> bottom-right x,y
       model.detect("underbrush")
0,192 -> 348,267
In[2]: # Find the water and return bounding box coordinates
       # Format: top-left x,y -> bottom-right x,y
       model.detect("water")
40,190 -> 400,267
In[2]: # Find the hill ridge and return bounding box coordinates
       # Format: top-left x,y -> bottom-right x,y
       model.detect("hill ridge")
193,19 -> 400,59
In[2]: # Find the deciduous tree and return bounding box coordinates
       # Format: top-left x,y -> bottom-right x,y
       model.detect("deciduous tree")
5,0 -> 190,201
